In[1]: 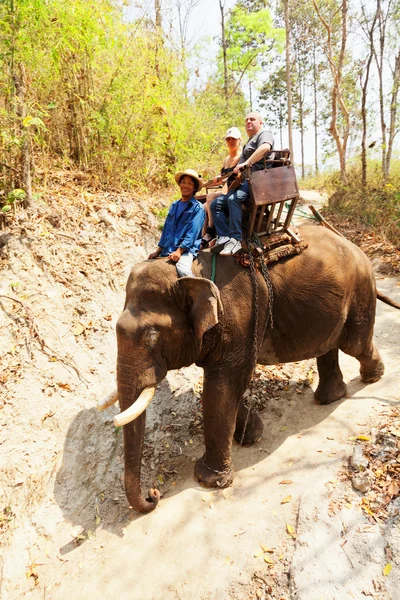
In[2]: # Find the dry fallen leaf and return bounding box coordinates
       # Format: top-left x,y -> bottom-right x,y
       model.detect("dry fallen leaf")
357,435 -> 370,441
286,524 -> 296,536
281,495 -> 292,504
263,555 -> 274,564
41,411 -> 55,424
254,549 -> 264,558
279,480 -> 292,485
58,382 -> 72,391
71,323 -> 84,336
261,544 -> 274,553
26,565 -> 39,586
383,563 -> 392,576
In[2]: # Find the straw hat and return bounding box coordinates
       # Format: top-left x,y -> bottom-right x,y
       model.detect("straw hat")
174,168 -> 203,192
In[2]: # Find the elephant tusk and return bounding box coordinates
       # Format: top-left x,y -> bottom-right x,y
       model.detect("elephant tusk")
97,389 -> 118,411
114,386 -> 157,427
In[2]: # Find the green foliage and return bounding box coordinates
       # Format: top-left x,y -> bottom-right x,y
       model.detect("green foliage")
223,5 -> 285,92
1,188 -> 26,213
0,0 -> 247,195
301,160 -> 400,245
259,66 -> 287,132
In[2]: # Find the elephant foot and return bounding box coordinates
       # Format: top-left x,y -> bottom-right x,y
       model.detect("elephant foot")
194,456 -> 234,489
314,380 -> 347,405
234,408 -> 264,446
360,359 -> 385,383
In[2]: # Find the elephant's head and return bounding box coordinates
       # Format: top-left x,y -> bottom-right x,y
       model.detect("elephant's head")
104,260 -> 223,513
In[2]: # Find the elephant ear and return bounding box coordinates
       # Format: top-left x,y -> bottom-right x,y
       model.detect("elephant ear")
177,277 -> 223,344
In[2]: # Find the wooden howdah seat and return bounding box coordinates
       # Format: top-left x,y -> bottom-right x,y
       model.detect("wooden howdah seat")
243,149 -> 300,242
196,148 -> 300,243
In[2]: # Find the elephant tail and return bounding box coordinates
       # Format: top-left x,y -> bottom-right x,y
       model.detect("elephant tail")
377,290 -> 400,309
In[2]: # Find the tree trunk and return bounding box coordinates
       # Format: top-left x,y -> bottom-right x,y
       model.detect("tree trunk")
284,0 -> 294,159
13,63 -> 32,207
373,0 -> 388,182
313,0 -> 350,185
386,49 -> 400,177
249,79 -> 253,111
313,44 -> 319,175
154,0 -> 163,78
360,4 -> 377,192
155,0 -> 162,29
219,0 -> 229,109
297,60 -> 305,179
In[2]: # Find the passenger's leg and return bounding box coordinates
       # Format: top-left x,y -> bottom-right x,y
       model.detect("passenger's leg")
176,252 -> 194,278
228,181 -> 250,240
210,194 -> 230,239
202,192 -> 220,238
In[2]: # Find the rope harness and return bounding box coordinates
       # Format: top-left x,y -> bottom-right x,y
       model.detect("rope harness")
238,233 -> 274,445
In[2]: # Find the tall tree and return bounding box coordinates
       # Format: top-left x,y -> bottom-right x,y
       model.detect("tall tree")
283,0 -> 294,159
368,0 -> 400,181
259,66 -> 287,146
219,0 -> 229,107
221,5 -> 284,100
358,2 -> 379,191
313,0 -> 351,183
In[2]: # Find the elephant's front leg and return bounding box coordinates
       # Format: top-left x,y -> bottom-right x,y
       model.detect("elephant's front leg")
194,366 -> 252,488
234,400 -> 264,446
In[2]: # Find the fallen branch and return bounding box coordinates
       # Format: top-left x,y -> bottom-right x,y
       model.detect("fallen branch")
308,205 -> 345,238
0,161 -> 20,174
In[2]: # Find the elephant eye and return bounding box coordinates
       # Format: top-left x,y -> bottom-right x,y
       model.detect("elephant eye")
144,328 -> 160,349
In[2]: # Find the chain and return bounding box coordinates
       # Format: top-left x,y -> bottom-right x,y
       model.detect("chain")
239,243 -> 260,446
239,234 -> 275,445
202,457 -> 232,476
252,232 -> 274,330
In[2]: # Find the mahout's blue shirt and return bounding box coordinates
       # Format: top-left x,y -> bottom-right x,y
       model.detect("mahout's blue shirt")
158,196 -> 205,257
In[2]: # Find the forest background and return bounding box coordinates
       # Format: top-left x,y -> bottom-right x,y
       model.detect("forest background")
0,0 -> 399,244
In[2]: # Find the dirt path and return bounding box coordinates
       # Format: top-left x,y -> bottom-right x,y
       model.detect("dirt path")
0,190 -> 399,599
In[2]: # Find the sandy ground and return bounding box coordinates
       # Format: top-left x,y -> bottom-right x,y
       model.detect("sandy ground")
0,189 -> 399,599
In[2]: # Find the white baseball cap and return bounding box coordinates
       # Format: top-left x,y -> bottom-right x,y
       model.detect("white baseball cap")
225,127 -> 241,139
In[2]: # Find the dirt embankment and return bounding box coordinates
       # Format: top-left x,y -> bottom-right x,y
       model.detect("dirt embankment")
0,173 -> 165,589
0,181 -> 399,600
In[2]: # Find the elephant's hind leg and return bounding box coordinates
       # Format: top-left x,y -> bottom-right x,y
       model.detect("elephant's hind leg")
357,344 -> 384,383
234,401 -> 263,446
314,349 -> 347,405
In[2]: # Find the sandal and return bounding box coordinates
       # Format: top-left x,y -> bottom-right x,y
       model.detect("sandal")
200,227 -> 216,250
200,233 -> 212,250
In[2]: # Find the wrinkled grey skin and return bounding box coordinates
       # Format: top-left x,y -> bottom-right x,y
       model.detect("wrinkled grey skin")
116,226 -> 389,513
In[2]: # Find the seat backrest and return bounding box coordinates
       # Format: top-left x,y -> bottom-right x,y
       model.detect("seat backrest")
248,164 -> 299,207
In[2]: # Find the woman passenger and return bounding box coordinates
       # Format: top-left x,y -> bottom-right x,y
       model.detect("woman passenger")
200,127 -> 242,249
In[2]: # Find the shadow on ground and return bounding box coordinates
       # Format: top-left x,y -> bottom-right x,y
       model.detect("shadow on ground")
54,366 -> 382,556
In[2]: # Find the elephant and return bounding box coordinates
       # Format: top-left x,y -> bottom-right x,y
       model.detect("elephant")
100,225 -> 400,514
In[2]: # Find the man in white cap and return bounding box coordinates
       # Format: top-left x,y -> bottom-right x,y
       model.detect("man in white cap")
148,169 -> 205,277
210,112 -> 274,255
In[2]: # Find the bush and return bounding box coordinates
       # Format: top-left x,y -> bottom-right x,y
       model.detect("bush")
300,160 -> 400,246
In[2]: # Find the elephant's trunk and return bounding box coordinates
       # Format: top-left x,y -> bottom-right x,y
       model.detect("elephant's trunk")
117,361 -> 160,513
123,412 -> 160,513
